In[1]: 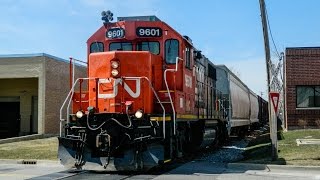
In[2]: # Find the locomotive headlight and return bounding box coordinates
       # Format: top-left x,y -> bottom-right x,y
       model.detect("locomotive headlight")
111,61 -> 119,68
111,69 -> 119,76
134,110 -> 143,119
76,111 -> 84,118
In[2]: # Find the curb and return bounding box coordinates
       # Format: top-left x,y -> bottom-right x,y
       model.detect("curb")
267,164 -> 320,171
228,163 -> 320,172
228,163 -> 267,170
0,134 -> 57,145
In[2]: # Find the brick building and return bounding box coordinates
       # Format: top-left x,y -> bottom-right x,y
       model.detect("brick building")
285,47 -> 320,129
0,53 -> 86,138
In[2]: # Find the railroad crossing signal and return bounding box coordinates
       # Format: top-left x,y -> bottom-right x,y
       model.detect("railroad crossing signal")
270,62 -> 282,92
270,92 -> 280,113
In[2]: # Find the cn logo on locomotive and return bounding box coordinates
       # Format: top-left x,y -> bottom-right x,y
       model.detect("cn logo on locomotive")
98,78 -> 141,98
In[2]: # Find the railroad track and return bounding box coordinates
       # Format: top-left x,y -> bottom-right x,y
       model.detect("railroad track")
32,130 -> 269,180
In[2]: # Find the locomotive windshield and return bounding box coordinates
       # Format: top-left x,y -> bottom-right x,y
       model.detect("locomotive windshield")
136,41 -> 160,55
109,42 -> 133,51
90,42 -> 104,53
108,41 -> 160,55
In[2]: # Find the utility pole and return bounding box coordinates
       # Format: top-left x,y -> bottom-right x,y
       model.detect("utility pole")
259,0 -> 278,160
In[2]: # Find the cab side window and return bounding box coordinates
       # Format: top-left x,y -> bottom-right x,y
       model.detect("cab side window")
165,39 -> 179,64
185,47 -> 192,69
90,42 -> 104,53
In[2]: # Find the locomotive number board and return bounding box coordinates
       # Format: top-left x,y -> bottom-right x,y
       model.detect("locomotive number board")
106,28 -> 125,39
136,27 -> 162,37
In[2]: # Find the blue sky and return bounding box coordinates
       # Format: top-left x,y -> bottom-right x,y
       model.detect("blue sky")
1,0 -> 320,98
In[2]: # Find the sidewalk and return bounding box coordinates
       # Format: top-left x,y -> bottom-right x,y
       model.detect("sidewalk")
0,160 -> 67,180
0,159 -> 62,167
154,161 -> 320,180
228,162 -> 320,172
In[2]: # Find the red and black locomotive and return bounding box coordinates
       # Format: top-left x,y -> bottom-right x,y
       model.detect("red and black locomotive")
58,11 -> 267,171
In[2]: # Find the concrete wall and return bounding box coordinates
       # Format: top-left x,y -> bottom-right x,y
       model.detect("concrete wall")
285,47 -> 320,129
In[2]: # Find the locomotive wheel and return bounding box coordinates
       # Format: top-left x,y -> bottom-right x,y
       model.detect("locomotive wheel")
211,126 -> 220,148
219,122 -> 229,143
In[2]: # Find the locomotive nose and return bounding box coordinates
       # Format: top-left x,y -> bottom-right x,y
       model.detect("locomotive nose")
88,51 -> 155,114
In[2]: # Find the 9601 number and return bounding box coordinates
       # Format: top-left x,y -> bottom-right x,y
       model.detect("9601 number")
106,28 -> 125,39
136,27 -> 162,37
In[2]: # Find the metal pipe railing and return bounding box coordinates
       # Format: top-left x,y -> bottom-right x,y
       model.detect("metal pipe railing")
122,76 -> 166,139
164,57 -> 183,135
59,77 -> 95,137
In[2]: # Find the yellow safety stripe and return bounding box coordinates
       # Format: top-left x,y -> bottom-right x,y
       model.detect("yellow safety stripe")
176,114 -> 198,119
150,116 -> 171,121
150,114 -> 223,121
158,90 -> 174,92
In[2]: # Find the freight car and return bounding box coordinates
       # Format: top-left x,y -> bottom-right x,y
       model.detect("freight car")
58,12 -> 267,171
216,65 -> 267,135
258,95 -> 269,126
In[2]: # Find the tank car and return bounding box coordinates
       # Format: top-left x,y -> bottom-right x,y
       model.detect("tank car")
216,65 -> 262,136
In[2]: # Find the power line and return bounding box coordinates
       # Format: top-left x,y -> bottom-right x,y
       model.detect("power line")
265,3 -> 281,59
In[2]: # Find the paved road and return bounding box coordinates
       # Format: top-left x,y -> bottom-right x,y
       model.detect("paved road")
0,160 -> 319,179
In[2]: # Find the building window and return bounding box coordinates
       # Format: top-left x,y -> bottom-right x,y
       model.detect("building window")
90,42 -> 104,53
136,41 -> 160,55
165,39 -> 179,64
296,86 -> 320,108
109,42 -> 133,51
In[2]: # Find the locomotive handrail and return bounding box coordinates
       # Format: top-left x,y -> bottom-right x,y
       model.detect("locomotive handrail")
59,77 -> 95,137
69,57 -> 88,89
122,76 -> 166,139
164,57 -> 183,135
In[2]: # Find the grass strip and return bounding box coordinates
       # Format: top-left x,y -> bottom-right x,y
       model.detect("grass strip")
241,129 -> 320,166
0,137 -> 58,160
